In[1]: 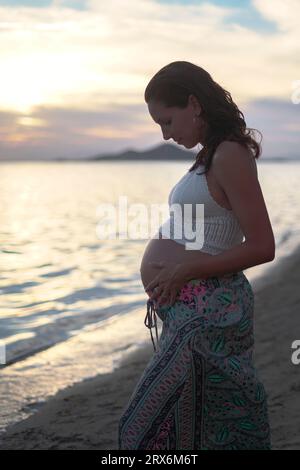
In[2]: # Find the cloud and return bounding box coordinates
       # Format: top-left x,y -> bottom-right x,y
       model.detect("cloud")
0,0 -> 87,10
253,0 -> 300,33
0,0 -> 299,159
0,97 -> 299,160
0,102 -> 155,159
243,98 -> 300,157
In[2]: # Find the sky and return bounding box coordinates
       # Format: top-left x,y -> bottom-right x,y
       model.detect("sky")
0,0 -> 299,160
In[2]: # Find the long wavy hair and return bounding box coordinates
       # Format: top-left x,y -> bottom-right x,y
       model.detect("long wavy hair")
144,61 -> 262,175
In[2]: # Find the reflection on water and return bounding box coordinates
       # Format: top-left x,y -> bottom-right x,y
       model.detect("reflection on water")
0,305 -> 161,436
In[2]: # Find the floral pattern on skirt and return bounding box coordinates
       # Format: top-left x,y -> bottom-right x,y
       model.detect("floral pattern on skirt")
118,272 -> 271,450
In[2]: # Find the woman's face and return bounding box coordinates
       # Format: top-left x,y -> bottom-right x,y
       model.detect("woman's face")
147,95 -> 204,148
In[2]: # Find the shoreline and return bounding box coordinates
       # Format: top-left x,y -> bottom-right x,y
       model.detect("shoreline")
1,247 -> 300,449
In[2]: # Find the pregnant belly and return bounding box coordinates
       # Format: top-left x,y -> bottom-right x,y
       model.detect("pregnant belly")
140,236 -> 213,290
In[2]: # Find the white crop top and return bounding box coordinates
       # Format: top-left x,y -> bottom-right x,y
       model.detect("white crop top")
155,165 -> 244,254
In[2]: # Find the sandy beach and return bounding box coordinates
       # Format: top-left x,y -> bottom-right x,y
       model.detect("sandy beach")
0,247 -> 300,450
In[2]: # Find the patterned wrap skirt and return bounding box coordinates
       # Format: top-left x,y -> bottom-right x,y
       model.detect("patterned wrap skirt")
118,271 -> 271,450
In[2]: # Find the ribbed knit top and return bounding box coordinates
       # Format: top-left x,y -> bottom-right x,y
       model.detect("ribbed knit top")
155,165 -> 244,254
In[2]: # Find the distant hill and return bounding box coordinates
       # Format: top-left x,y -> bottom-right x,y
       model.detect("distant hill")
83,143 -> 299,163
0,141 -> 298,162
87,143 -> 197,161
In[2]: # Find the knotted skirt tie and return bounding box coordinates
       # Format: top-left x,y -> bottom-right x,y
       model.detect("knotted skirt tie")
144,299 -> 159,352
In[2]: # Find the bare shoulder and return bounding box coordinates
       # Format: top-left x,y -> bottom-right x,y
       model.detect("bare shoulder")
212,140 -> 258,180
209,140 -> 275,258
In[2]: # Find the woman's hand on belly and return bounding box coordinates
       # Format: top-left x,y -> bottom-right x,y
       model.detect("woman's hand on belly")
144,260 -> 190,307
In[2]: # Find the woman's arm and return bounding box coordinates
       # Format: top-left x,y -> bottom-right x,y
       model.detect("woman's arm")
182,141 -> 276,281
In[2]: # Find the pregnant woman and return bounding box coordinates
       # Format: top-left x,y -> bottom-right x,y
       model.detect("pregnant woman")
118,61 -> 275,450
